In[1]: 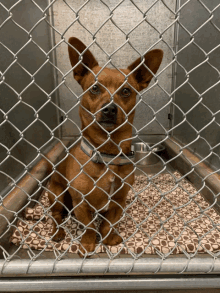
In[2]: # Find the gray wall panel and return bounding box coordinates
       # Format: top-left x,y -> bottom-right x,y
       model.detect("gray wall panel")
173,0 -> 220,171
0,0 -> 58,193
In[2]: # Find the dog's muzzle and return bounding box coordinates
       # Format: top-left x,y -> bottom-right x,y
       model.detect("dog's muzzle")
100,103 -> 117,124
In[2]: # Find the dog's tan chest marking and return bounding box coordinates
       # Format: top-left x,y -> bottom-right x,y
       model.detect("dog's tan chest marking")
109,175 -> 115,195
102,175 -> 115,212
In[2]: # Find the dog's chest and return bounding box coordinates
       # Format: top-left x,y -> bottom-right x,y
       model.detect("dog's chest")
85,164 -> 132,212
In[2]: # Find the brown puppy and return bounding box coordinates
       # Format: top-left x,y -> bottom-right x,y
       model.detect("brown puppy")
48,37 -> 163,256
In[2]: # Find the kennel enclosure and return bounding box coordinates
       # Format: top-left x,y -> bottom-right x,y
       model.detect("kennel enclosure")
0,0 -> 220,291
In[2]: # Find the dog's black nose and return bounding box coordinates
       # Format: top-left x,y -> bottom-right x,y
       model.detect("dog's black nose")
101,103 -> 118,120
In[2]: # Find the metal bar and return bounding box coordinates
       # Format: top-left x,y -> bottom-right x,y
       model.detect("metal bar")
163,137 -> 220,197
0,257 -> 220,276
1,276 -> 220,291
0,141 -> 69,236
169,0 -> 181,135
47,0 -> 62,139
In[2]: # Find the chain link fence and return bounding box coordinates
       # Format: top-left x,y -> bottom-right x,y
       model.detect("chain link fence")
0,0 -> 220,286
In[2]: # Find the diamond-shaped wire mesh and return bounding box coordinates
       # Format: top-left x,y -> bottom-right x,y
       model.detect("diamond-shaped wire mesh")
0,0 -> 220,275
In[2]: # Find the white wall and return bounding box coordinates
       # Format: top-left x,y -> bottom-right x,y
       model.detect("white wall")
52,0 -> 176,137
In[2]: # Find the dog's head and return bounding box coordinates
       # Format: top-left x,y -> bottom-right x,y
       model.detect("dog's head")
68,37 -> 163,135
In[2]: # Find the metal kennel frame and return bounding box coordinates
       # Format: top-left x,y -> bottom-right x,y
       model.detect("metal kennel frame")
0,0 -> 220,291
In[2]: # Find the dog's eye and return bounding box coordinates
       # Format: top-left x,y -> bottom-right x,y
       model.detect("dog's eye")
121,88 -> 131,97
90,85 -> 100,95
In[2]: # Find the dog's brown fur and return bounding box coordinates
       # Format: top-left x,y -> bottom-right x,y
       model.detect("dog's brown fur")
48,38 -> 163,256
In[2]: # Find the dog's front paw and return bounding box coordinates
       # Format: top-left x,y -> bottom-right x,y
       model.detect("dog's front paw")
102,233 -> 123,246
52,228 -> 65,242
78,242 -> 96,258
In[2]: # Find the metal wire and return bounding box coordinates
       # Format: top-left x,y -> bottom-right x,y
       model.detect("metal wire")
0,0 -> 220,277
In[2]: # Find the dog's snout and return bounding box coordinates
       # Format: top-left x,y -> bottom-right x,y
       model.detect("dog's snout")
102,103 -> 118,118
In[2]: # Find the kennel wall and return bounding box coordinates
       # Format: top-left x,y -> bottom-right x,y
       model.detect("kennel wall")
0,0 -> 220,291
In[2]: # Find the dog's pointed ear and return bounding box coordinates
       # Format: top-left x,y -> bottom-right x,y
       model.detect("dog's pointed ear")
128,49 -> 163,91
68,37 -> 99,85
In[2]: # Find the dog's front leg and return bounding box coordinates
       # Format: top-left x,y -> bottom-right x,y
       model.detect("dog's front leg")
71,197 -> 96,256
48,180 -> 66,242
99,184 -> 130,246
